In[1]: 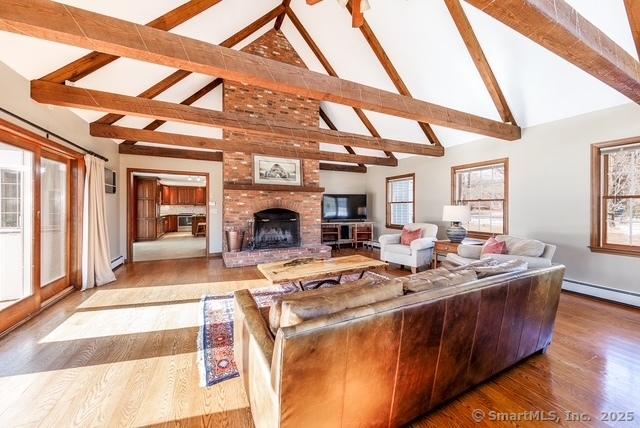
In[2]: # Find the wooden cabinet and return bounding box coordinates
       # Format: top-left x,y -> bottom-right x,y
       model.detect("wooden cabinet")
135,178 -> 159,241
167,215 -> 178,232
321,222 -> 374,248
161,186 -> 205,205
177,187 -> 193,204
195,187 -> 206,205
161,185 -> 171,205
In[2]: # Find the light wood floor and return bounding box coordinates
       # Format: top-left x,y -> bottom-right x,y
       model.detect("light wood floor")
0,249 -> 639,427
133,232 -> 206,262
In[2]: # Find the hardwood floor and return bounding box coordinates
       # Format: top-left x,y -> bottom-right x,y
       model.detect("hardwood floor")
0,249 -> 638,427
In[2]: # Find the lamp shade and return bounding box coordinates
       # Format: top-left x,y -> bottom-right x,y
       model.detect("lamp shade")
442,205 -> 471,223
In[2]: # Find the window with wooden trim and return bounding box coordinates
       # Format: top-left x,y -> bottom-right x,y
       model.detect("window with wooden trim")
452,159 -> 508,237
591,139 -> 640,256
386,173 -> 414,228
0,168 -> 21,230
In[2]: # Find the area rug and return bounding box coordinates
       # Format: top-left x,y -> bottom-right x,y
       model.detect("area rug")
198,271 -> 388,387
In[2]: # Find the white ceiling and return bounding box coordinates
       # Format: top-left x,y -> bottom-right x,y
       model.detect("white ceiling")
0,0 -> 636,164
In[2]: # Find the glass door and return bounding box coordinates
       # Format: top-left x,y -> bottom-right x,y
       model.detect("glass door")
39,153 -> 70,300
0,142 -> 35,312
0,118 -> 82,334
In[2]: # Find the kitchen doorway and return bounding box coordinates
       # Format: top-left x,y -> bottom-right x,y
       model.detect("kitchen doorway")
127,169 -> 209,262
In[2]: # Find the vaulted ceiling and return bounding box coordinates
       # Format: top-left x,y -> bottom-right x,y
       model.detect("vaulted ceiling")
0,0 -> 638,169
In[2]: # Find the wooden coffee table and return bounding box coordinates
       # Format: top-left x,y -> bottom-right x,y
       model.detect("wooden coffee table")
257,255 -> 388,290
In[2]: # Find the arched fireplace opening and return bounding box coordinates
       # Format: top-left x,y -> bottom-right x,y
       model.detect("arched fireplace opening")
253,208 -> 300,249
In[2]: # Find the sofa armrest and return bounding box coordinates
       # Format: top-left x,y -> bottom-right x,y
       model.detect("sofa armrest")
457,244 -> 482,259
410,237 -> 436,251
234,289 -> 275,377
379,233 -> 401,247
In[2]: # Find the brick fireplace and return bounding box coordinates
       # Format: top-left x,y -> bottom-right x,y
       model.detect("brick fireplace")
222,29 -> 329,267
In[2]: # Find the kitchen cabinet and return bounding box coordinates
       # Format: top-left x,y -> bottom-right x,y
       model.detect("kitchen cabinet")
156,217 -> 164,239
195,187 -> 206,205
161,185 -> 171,205
167,215 -> 178,232
177,187 -> 196,205
161,186 -> 205,205
135,177 -> 159,241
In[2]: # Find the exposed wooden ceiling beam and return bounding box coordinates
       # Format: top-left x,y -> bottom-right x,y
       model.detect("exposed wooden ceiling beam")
351,0 -> 364,28
464,0 -> 640,104
319,108 -> 366,169
94,5 -> 284,127
32,80 -> 443,156
624,0 -> 640,60
344,3 -> 443,146
320,163 -> 367,173
40,0 -> 222,83
274,0 -> 291,30
119,144 -> 223,161
92,124 -> 395,166
120,78 -> 223,146
0,0 -> 520,140
286,8 -> 396,162
445,0 -> 516,124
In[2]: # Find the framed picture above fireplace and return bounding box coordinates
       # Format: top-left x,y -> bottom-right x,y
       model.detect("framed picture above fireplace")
253,155 -> 302,186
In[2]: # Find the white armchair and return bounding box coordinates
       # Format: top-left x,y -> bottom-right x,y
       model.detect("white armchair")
379,223 -> 438,273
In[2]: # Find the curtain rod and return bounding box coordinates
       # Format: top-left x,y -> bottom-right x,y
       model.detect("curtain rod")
0,107 -> 109,162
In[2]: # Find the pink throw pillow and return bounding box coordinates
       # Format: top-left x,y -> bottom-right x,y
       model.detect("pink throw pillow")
401,227 -> 423,246
481,237 -> 507,256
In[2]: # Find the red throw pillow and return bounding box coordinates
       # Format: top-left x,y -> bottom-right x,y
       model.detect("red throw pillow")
400,227 -> 423,245
481,237 -> 507,256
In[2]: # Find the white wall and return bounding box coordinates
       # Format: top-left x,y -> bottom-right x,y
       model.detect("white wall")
366,102 -> 640,296
320,170 -> 367,194
0,61 -> 121,262
119,154 -> 223,258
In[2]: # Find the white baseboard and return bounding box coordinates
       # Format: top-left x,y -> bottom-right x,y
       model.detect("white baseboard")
111,256 -> 125,270
562,279 -> 640,308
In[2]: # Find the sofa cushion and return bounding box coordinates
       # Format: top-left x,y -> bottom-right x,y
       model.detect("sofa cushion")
497,235 -> 546,257
481,237 -> 507,256
278,280 -> 403,329
474,258 -> 528,278
400,267 -> 477,293
457,244 -> 482,259
384,243 -> 412,255
268,277 -> 377,335
401,227 -> 423,245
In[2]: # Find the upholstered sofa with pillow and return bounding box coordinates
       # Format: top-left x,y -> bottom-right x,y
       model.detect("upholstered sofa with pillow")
446,235 -> 557,269
379,223 -> 438,273
234,263 -> 566,428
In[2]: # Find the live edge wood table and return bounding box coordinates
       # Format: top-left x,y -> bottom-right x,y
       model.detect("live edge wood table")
257,255 -> 388,291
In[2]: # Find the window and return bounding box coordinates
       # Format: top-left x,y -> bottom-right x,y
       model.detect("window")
452,159 -> 508,237
386,173 -> 414,228
0,168 -> 21,229
591,139 -> 640,256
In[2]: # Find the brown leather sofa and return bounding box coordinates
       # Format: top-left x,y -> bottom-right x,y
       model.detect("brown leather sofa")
234,265 -> 565,428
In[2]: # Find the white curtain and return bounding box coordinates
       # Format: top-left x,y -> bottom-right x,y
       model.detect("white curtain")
82,155 -> 116,290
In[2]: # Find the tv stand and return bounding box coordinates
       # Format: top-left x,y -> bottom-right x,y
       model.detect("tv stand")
321,221 -> 374,249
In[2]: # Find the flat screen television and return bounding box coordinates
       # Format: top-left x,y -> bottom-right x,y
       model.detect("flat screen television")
322,194 -> 367,221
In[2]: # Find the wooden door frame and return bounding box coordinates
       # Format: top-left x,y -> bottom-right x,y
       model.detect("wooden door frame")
0,118 -> 84,334
126,167 -> 210,262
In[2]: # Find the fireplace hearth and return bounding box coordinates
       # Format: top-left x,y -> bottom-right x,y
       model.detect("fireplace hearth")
253,208 -> 300,249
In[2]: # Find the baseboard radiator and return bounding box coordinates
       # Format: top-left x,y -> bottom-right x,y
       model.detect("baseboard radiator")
111,256 -> 125,270
562,279 -> 640,308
